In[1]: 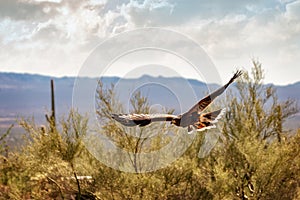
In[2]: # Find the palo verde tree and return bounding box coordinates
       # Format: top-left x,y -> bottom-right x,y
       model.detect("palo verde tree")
96,80 -> 181,173
203,61 -> 299,200
95,80 -> 213,199
0,110 -> 91,199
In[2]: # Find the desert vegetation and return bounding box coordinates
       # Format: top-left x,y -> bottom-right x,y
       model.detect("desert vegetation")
0,61 -> 299,199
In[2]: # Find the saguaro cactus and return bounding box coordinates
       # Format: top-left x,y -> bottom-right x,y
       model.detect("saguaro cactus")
46,79 -> 56,132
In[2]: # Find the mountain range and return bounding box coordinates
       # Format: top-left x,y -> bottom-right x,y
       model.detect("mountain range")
0,72 -> 299,133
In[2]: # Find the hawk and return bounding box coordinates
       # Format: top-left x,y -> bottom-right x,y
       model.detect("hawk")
112,70 -> 242,132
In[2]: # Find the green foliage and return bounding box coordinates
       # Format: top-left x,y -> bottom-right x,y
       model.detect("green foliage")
0,124 -> 13,155
96,82 -> 185,173
0,61 -> 299,199
0,111 -> 94,199
203,61 -> 300,199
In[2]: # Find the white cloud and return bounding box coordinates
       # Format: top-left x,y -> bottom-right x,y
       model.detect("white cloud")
0,0 -> 299,84
285,0 -> 300,20
0,0 -> 60,21
167,0 -> 300,84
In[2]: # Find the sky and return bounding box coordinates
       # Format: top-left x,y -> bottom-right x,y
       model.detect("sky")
0,0 -> 300,85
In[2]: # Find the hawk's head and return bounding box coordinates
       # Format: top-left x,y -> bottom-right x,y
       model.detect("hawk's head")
171,118 -> 181,126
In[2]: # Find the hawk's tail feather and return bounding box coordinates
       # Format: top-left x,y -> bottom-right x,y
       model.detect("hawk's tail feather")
210,108 -> 226,123
195,108 -> 226,131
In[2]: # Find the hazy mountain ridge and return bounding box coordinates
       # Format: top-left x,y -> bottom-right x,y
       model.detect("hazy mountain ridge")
0,72 -> 299,130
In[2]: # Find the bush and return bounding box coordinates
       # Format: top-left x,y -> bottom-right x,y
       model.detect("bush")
0,61 -> 299,199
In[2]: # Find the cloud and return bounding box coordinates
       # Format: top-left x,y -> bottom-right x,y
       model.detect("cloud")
0,0 -> 130,46
162,0 -> 300,84
0,0 -> 299,84
0,0 -> 60,21
285,0 -> 300,19
0,0 -> 132,76
122,0 -> 283,26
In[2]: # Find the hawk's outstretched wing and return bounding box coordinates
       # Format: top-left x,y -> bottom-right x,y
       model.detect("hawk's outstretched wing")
184,70 -> 242,116
111,113 -> 180,127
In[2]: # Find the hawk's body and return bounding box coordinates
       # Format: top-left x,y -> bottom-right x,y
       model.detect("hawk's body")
112,71 -> 242,132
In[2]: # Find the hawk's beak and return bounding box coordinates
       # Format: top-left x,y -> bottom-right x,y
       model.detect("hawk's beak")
111,114 -> 117,119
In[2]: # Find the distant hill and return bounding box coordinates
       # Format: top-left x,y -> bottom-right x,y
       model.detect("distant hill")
0,72 -> 299,132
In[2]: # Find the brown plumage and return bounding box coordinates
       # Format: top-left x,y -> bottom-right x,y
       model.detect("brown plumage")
112,70 -> 242,132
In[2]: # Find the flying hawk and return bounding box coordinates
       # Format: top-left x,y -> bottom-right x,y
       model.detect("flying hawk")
111,70 -> 242,132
